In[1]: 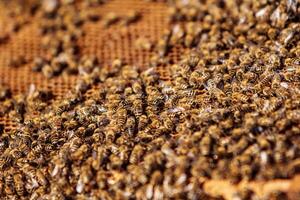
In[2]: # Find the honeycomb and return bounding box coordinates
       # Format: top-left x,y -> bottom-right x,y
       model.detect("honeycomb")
0,0 -> 300,199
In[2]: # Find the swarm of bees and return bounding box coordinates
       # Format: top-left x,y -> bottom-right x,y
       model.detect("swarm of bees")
0,0 -> 300,199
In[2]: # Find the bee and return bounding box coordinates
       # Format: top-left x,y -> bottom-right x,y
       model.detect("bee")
264,98 -> 283,114
69,136 -> 82,152
94,145 -> 110,168
143,151 -> 165,174
125,116 -> 136,136
115,145 -> 129,164
287,159 -> 300,177
78,56 -> 97,75
162,117 -> 174,131
285,57 -> 300,68
260,72 -> 274,86
0,32 -> 9,44
136,130 -> 154,143
9,55 -> 27,68
129,144 -> 144,164
258,117 -> 274,127
97,66 -> 110,81
137,115 -> 148,131
105,129 -> 118,143
86,8 -> 100,22
116,108 -> 127,126
184,33 -> 196,48
4,183 -> 14,196
4,169 -> 14,188
279,26 -> 298,46
0,85 -> 11,101
187,52 -> 200,69
96,170 -> 108,189
108,154 -> 123,170
132,81 -> 143,94
157,30 -> 171,57
30,141 -> 44,156
132,100 -> 144,117
76,177 -> 84,194
0,135 -> 9,153
232,92 -> 249,103
189,70 -> 204,88
271,73 -> 281,89
90,128 -> 104,143
200,135 -> 212,156
72,144 -> 89,161
170,24 -> 184,45
50,58 -> 64,74
10,149 -> 23,160
121,10 -> 140,26
257,136 -> 271,150
103,12 -> 119,27
42,64 -> 54,78
64,118 -> 78,130
124,87 -> 134,98
86,122 -> 97,133
36,169 -> 48,186
267,54 -> 281,69
0,98 -> 14,115
80,165 -> 93,185
0,152 -> 12,169
121,66 -> 139,80
267,191 -> 289,200
231,137 -> 250,156
174,76 -> 189,90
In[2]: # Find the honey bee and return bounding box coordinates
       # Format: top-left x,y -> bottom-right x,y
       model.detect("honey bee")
243,72 -> 258,82
136,130 -> 155,143
121,66 -> 139,80
169,24 -> 184,45
69,136 -> 82,152
157,30 -> 171,57
162,117 -> 174,131
188,70 -> 203,88
232,92 -> 249,103
268,190 -> 289,200
267,53 -> 281,69
103,12 -> 119,27
184,33 -> 196,48
132,81 -> 143,94
143,151 -> 165,174
132,100 -> 143,117
279,26 -> 298,46
4,183 -> 14,196
0,99 -> 13,115
10,149 -> 23,160
125,116 -> 136,136
36,169 -> 48,186
9,55 -> 27,68
137,115 -> 148,131
258,117 -> 274,127
199,135 -> 212,156
262,97 -> 283,114
42,64 -> 54,78
231,137 -> 250,156
121,10 -> 140,26
257,136 -> 271,150
106,128 -> 119,143
0,32 -> 9,44
118,145 -> 130,163
71,144 -> 89,161
0,85 -> 11,101
108,154 -> 123,170
129,144 -> 144,164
